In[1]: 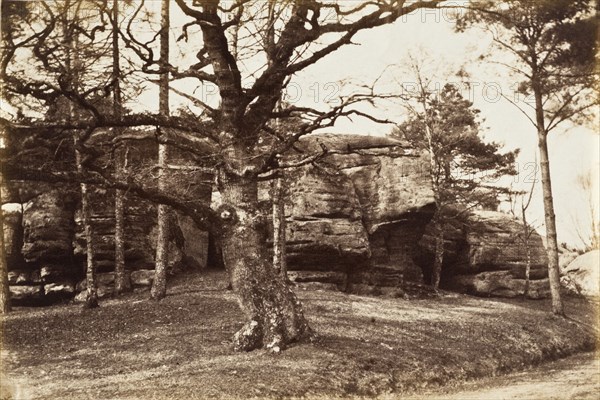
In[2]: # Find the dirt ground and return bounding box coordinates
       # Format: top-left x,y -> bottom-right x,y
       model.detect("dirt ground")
1,270 -> 598,399
403,351 -> 600,400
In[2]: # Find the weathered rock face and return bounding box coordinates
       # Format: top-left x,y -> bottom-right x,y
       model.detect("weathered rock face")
447,271 -> 550,299
561,250 -> 600,297
4,165 -> 211,306
420,210 -> 550,299
256,134 -> 435,294
285,164 -> 370,271
22,190 -> 77,263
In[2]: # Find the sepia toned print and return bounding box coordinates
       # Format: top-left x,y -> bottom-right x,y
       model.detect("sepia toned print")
0,1 -> 598,399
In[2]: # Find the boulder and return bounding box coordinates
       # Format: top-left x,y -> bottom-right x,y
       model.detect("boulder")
561,250 -> 600,297
21,190 -> 75,263
283,164 -> 370,271
44,281 -> 76,299
296,134 -> 434,232
447,271 -> 550,299
40,264 -> 79,283
8,269 -> 41,285
177,213 -> 209,269
466,211 -> 548,272
288,271 -> 347,288
9,285 -> 44,304
419,210 -> 550,298
131,269 -> 154,287
255,134 -> 435,291
2,204 -> 25,268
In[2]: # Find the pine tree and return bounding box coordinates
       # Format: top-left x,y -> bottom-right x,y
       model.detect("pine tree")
394,82 -> 518,289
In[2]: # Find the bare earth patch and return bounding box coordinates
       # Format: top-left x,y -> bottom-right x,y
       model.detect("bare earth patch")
1,270 -> 597,399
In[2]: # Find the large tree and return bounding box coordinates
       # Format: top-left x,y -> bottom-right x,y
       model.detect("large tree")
458,0 -> 599,315
1,0 -> 446,350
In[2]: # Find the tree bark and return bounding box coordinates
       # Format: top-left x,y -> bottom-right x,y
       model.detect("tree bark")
112,0 -> 130,296
431,214 -> 444,290
113,151 -> 130,295
76,147 -> 99,309
0,167 -> 12,314
537,132 -> 564,315
218,172 -> 312,352
533,78 -> 564,316
272,175 -> 287,278
150,0 -> 170,301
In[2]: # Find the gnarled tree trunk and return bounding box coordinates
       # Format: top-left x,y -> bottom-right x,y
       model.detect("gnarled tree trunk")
218,172 -> 312,352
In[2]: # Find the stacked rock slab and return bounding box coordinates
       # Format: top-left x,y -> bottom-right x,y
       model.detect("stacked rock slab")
421,210 -> 550,299
2,137 -> 211,305
262,134 -> 435,294
3,188 -> 79,305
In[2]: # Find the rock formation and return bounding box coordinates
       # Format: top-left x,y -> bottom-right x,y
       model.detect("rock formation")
3,133 -> 551,304
561,250 -> 599,297
2,139 -> 211,305
420,210 -> 550,299
260,134 -> 435,295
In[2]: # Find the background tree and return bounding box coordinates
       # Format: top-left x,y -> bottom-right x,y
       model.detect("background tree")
509,168 -> 539,298
1,0 -> 447,351
0,144 -> 11,314
394,69 -> 517,290
458,0 -> 599,316
572,170 -> 600,252
111,0 -> 130,296
150,0 -> 171,301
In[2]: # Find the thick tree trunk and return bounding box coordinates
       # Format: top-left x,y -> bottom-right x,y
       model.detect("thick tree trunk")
218,173 -> 312,352
431,215 -> 444,290
272,176 -> 287,278
0,169 -> 12,314
150,0 -> 170,301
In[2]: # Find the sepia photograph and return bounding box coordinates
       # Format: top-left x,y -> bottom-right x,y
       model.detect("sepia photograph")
0,0 -> 598,398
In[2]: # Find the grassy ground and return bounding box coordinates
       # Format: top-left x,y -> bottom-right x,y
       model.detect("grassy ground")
1,270 -> 598,399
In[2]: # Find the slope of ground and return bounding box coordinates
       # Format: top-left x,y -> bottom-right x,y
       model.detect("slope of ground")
1,270 -> 597,399
402,351 -> 599,400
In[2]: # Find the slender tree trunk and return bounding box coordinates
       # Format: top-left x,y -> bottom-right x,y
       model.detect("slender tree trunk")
64,2 -> 98,309
521,207 -> 531,299
272,175 -> 287,278
523,245 -> 531,299
218,170 -> 312,352
533,78 -> 564,316
0,168 -> 12,314
112,0 -> 129,296
431,214 -> 444,290
150,0 -> 170,301
537,133 -> 564,315
76,146 -> 99,309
